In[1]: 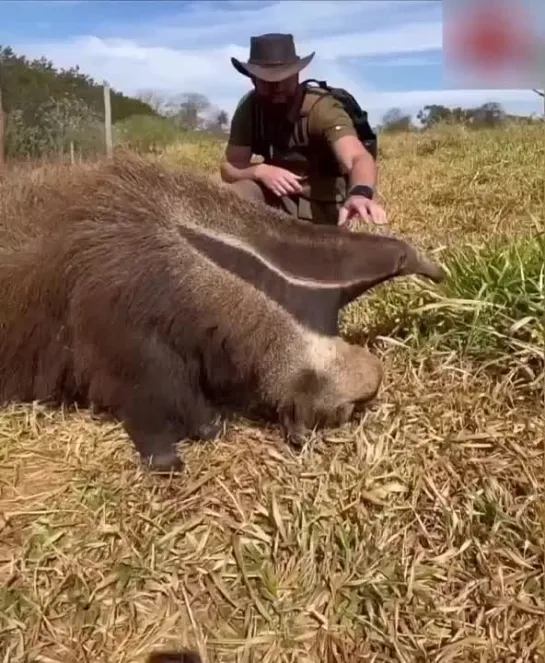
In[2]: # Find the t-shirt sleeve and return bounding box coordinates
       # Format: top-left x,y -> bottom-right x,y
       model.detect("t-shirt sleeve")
308,94 -> 358,145
227,93 -> 253,147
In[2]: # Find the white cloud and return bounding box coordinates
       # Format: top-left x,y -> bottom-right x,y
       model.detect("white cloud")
125,1 -> 436,49
363,55 -> 441,68
15,36 -> 255,113
13,0 -> 544,126
298,21 -> 442,60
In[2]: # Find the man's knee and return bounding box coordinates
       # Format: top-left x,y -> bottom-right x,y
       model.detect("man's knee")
225,179 -> 303,220
227,179 -> 268,204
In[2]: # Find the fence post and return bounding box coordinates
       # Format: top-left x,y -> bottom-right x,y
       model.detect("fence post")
0,87 -> 5,175
532,88 -> 545,119
103,81 -> 113,157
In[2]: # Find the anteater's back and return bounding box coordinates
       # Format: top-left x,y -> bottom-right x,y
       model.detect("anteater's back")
0,152 -> 295,411
0,161 -> 103,405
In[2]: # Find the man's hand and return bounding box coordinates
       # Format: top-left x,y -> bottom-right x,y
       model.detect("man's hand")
255,164 -> 303,197
338,194 -> 388,229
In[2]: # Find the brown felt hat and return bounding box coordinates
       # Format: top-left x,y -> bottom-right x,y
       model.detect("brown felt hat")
231,33 -> 315,83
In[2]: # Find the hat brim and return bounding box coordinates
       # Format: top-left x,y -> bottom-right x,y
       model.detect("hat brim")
230,52 -> 315,82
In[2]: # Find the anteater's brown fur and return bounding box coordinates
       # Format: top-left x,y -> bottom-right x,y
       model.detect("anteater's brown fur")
0,155 -> 266,470
0,152 -> 444,472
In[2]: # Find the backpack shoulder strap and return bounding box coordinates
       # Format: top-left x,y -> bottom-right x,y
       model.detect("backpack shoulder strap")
300,79 -> 330,113
245,89 -> 270,158
300,78 -> 378,160
293,80 -> 333,145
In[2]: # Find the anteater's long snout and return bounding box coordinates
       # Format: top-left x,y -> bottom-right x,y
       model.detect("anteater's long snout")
403,245 -> 446,284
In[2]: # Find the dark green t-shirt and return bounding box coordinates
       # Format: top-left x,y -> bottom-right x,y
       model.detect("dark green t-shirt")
227,87 -> 359,151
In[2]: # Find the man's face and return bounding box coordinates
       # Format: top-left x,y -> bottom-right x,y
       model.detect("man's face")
253,74 -> 299,106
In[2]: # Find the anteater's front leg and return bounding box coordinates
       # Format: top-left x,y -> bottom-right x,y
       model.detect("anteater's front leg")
74,321 -> 222,473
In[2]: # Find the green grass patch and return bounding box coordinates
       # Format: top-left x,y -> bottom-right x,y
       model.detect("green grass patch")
343,232 -> 545,381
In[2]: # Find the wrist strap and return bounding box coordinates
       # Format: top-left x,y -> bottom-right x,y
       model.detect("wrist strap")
348,184 -> 374,200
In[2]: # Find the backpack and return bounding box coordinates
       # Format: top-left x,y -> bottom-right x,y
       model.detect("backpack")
301,78 -> 378,161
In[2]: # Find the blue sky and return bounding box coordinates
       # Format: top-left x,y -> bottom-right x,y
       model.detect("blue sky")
3,0 -> 543,125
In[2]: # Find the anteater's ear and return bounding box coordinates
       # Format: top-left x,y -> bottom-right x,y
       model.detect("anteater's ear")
146,650 -> 202,663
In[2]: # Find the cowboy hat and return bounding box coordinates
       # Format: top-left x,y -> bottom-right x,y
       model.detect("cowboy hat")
231,33 -> 315,83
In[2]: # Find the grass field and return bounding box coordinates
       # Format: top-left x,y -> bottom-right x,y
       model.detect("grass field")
1,122 -> 544,663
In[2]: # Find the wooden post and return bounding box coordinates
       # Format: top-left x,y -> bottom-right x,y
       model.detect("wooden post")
0,87 -> 5,175
103,81 -> 113,157
532,89 -> 545,119
69,140 -> 75,164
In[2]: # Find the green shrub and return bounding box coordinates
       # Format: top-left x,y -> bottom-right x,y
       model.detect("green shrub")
113,114 -> 186,153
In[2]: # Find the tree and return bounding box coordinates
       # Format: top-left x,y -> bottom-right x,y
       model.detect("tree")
466,101 -> 505,127
135,89 -> 171,115
215,109 -> 229,130
170,92 -> 211,130
416,104 -> 454,129
136,90 -> 223,131
4,94 -> 103,158
0,44 -> 158,159
381,107 -> 412,133
0,43 -> 234,161
202,108 -> 230,134
0,45 -> 156,123
414,100 -> 511,130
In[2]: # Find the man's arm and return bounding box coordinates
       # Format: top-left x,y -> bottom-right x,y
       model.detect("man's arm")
219,94 -> 264,184
310,96 -> 377,191
219,95 -> 303,196
309,94 -> 386,225
220,145 -> 264,183
335,134 -> 386,225
331,134 -> 377,191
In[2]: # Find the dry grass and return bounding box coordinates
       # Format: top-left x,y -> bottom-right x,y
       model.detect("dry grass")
1,123 -> 544,663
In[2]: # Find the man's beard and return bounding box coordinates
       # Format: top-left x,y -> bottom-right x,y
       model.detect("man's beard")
257,94 -> 293,116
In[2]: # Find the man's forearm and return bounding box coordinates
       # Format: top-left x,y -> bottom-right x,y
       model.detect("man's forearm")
220,160 -> 263,184
348,151 -> 377,190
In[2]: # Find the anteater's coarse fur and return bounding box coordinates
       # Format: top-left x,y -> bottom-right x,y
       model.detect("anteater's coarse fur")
0,152 -> 444,472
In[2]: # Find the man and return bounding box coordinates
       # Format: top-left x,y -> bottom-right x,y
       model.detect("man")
220,32 -> 388,228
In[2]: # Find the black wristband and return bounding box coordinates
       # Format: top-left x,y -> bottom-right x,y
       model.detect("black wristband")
348,184 -> 374,200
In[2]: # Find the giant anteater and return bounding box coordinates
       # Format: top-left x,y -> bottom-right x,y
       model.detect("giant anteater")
0,153 -> 444,472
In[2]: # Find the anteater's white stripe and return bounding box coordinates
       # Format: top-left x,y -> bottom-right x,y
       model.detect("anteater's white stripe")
184,223 -> 362,290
